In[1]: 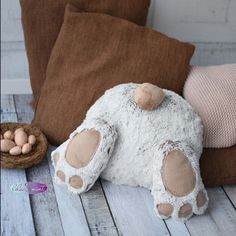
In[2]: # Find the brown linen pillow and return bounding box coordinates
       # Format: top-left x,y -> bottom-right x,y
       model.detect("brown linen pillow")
20,0 -> 151,107
32,4 -> 195,145
201,146 -> 236,186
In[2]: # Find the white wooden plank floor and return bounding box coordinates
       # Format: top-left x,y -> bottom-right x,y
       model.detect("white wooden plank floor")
1,94 -> 236,236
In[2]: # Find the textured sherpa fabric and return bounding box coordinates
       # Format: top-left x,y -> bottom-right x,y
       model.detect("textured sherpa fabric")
20,0 -> 150,107
33,4 -> 195,145
183,64 -> 236,148
52,83 -> 208,222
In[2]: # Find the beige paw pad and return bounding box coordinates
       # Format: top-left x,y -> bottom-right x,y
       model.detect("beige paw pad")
179,203 -> 192,218
134,83 -> 165,110
65,129 -> 100,169
162,150 -> 196,197
57,170 -> 66,182
197,191 -> 207,208
157,203 -> 173,217
69,175 -> 83,189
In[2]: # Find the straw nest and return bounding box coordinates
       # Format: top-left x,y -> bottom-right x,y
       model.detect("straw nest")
1,122 -> 48,168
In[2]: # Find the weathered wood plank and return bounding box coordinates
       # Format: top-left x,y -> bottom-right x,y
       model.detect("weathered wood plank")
1,95 -> 36,236
1,168 -> 36,236
47,146 -> 91,236
151,0 -> 236,42
47,153 -> 119,236
223,185 -> 236,208
186,187 -> 236,236
1,112 -> 18,123
1,95 -> 15,113
186,209 -> 220,236
13,94 -> 33,114
14,94 -> 118,235
164,219 -> 190,236
27,157 -> 65,236
191,42 -> 236,66
1,0 -> 24,42
101,180 -> 170,236
80,180 -> 119,236
90,227 -> 118,236
14,95 -> 64,236
1,43 -> 29,82
3,0 -> 236,43
14,94 -> 33,124
207,187 -> 236,233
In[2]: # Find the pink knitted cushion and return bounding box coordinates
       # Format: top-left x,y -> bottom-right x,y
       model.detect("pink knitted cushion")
183,64 -> 236,148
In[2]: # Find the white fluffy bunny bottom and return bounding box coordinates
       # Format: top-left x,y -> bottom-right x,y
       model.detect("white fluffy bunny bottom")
51,83 -> 208,222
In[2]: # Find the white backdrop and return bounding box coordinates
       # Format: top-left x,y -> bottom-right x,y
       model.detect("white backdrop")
1,0 -> 236,94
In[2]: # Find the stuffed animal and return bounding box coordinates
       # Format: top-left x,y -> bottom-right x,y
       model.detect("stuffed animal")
51,83 -> 208,221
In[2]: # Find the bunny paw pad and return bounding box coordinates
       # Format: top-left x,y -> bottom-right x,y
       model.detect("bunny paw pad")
51,119 -> 117,194
153,147 -> 209,221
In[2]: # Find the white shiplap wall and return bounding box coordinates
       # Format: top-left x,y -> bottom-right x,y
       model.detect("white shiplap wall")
1,0 -> 236,94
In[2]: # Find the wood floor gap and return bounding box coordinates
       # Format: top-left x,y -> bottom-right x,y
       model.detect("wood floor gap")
100,179 -> 120,236
222,186 -> 236,210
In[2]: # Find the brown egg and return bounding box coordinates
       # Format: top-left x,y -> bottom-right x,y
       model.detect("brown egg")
9,146 -> 22,156
14,131 -> 28,146
14,127 -> 24,134
1,139 -> 16,152
28,135 -> 36,145
3,130 -> 14,140
22,143 -> 32,154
